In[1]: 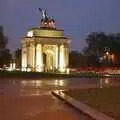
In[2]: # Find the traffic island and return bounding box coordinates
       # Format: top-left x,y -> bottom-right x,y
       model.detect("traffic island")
52,89 -> 116,120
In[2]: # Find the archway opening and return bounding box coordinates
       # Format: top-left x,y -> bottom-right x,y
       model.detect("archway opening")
43,50 -> 54,72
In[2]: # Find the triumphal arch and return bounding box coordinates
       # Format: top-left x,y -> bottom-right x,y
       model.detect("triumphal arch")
21,8 -> 70,72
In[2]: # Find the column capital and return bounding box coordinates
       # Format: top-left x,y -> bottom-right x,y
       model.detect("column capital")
26,43 -> 30,47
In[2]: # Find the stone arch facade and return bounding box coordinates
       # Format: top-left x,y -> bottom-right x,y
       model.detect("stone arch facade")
21,28 -> 70,73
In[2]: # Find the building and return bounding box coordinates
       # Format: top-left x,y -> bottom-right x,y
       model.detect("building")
21,9 -> 70,72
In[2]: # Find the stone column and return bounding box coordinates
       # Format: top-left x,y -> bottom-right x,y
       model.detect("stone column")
26,43 -> 30,70
57,45 -> 60,71
36,44 -> 44,72
27,43 -> 36,71
65,46 -> 68,68
21,44 -> 27,71
29,43 -> 35,71
63,45 -> 65,67
34,43 -> 37,71
65,47 -> 69,69
28,44 -> 32,68
59,45 -> 65,72
64,46 -> 67,70
41,44 -> 44,71
55,45 -> 58,70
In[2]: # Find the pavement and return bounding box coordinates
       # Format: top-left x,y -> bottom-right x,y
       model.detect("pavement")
0,79 -> 93,120
52,90 -> 115,120
0,95 -> 82,120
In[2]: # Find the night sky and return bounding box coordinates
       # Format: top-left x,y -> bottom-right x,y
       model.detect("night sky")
1,0 -> 120,52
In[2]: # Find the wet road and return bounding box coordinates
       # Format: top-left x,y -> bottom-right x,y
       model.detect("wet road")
0,77 -> 120,120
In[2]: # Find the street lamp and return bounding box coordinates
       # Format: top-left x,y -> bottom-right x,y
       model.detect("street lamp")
106,51 -> 109,55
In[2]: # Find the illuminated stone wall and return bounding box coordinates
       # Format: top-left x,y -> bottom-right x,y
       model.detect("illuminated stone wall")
26,29 -> 64,38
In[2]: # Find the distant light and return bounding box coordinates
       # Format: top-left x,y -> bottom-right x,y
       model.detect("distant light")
67,68 -> 70,74
104,74 -> 110,77
27,31 -> 33,37
13,63 -> 16,69
7,68 -> 13,71
59,80 -> 64,86
27,68 -> 31,72
54,80 -> 64,86
104,78 -> 110,84
106,52 -> 109,55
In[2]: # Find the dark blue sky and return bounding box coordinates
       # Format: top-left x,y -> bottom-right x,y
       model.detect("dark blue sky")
1,0 -> 120,51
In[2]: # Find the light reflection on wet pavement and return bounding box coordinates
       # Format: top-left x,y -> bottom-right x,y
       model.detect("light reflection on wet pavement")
0,77 -> 120,120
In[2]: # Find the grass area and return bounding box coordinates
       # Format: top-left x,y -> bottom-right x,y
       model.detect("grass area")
64,87 -> 120,120
0,70 -> 100,79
